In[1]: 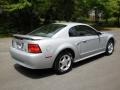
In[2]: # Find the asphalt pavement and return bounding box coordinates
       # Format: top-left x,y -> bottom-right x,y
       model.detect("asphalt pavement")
0,28 -> 120,90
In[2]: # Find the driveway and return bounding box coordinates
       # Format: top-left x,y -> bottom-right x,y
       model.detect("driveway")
0,28 -> 120,90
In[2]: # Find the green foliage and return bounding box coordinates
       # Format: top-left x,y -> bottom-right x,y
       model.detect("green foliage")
1,0 -> 32,12
0,0 -> 120,36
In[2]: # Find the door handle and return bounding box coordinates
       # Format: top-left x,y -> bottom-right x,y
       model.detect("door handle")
76,40 -> 87,45
82,40 -> 87,43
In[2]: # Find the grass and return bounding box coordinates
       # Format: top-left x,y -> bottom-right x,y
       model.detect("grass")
0,34 -> 12,38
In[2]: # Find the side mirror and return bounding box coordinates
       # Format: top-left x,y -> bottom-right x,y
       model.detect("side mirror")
97,32 -> 102,35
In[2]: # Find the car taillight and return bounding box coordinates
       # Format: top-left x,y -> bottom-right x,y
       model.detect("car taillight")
28,44 -> 42,53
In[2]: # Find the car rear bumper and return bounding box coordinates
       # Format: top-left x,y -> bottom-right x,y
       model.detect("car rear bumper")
10,47 -> 54,69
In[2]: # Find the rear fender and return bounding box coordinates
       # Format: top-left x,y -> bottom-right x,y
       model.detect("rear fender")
52,43 -> 79,63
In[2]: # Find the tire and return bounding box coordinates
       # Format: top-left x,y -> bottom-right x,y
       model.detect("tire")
105,40 -> 114,55
54,51 -> 73,74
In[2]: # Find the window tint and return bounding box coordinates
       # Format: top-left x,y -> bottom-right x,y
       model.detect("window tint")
28,24 -> 66,37
69,25 -> 97,37
69,27 -> 78,36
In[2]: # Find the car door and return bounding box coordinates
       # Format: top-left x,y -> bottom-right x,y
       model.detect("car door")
69,25 -> 100,59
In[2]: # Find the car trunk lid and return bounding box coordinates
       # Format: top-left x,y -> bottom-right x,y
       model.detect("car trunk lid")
12,34 -> 48,52
13,34 -> 48,40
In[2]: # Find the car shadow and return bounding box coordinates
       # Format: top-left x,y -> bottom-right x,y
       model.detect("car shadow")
14,53 -> 105,79
14,64 -> 55,79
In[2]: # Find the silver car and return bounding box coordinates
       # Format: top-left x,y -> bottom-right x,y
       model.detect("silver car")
10,22 -> 115,74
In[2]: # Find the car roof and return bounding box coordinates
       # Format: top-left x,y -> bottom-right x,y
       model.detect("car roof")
54,22 -> 88,26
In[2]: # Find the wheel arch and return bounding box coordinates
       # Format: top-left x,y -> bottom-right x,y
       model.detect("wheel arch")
52,46 -> 76,68
57,48 -> 75,59
108,37 -> 115,45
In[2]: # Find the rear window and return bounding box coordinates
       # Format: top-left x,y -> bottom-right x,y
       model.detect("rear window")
28,24 -> 66,37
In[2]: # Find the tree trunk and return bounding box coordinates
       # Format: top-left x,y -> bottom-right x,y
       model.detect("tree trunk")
118,16 -> 120,26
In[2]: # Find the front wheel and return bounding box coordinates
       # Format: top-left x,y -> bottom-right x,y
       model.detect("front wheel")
105,40 -> 114,55
54,51 -> 73,74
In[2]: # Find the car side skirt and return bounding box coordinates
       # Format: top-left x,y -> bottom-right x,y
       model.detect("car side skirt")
74,51 -> 105,63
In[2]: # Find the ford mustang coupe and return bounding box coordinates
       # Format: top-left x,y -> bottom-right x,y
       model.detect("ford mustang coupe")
10,23 -> 115,74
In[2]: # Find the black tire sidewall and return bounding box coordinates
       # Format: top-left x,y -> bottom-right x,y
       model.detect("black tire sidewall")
106,40 -> 114,55
54,51 -> 73,74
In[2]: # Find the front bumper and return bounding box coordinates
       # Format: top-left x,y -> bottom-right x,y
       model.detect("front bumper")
10,47 -> 54,69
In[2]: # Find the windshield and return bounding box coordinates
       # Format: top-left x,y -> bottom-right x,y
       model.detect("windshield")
28,24 -> 66,37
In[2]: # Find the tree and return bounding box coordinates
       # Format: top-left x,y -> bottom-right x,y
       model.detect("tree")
1,0 -> 120,35
43,0 -> 75,23
114,0 -> 120,26
0,0 -> 41,33
103,0 -> 120,26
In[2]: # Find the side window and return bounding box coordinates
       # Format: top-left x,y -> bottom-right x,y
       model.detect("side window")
69,25 -> 97,37
77,25 -> 97,36
69,27 -> 78,37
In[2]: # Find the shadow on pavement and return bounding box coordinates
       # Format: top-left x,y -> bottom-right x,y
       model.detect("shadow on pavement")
14,53 -> 105,79
14,64 -> 55,79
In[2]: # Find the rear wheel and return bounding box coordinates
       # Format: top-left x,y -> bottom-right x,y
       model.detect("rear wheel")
105,40 -> 114,55
54,51 -> 73,74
